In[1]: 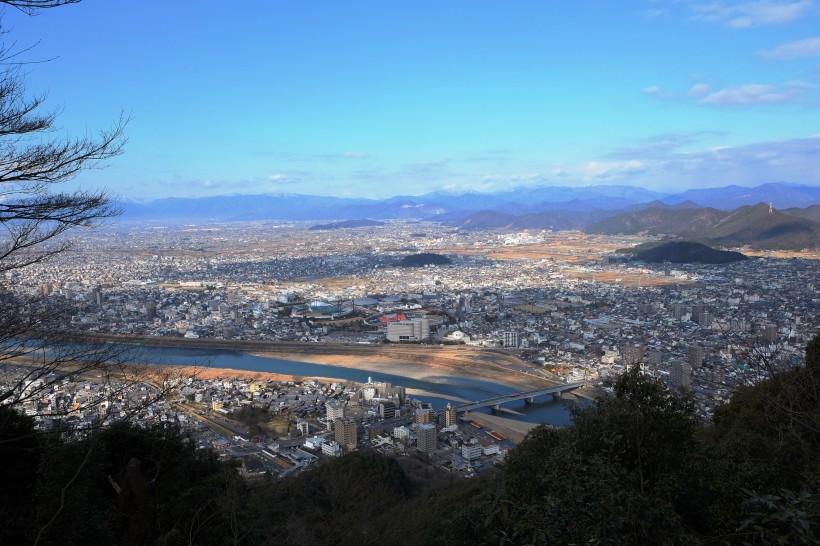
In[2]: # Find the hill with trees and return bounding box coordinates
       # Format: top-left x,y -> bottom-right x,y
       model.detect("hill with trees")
630,241 -> 748,264
399,253 -> 453,267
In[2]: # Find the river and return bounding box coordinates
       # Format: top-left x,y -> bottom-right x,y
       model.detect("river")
129,345 -> 587,427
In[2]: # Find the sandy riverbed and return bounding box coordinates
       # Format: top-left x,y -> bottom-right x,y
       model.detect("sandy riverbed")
247,350 -> 545,391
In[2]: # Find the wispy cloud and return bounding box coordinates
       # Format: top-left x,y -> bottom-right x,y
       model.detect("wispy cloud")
268,173 -> 301,184
581,160 -> 645,178
644,85 -> 676,99
608,131 -> 726,160
646,79 -> 817,107
759,37 -> 820,59
698,82 -> 810,105
689,83 -> 712,97
600,134 -> 820,189
690,0 -> 813,28
342,151 -> 368,158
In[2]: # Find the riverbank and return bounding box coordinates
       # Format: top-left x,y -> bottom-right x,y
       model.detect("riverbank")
464,413 -> 538,444
247,348 -> 545,392
80,334 -> 552,393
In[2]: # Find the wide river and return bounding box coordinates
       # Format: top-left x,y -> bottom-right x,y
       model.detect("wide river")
137,346 -> 587,427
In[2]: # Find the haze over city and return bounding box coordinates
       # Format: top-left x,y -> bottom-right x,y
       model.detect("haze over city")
11,0 -> 820,200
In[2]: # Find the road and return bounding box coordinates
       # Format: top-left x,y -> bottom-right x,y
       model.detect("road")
173,403 -> 250,440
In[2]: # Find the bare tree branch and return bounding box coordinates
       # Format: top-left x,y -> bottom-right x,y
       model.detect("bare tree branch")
1,1 -> 81,15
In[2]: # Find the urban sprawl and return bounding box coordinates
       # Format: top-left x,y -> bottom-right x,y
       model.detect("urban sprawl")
3,220 -> 818,478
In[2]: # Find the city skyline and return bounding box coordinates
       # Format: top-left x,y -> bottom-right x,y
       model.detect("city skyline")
10,0 -> 820,200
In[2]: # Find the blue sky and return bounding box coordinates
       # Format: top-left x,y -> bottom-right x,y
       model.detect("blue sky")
8,0 -> 820,200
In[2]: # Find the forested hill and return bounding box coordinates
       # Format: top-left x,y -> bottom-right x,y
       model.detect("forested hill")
400,253 -> 453,267
630,241 -> 748,264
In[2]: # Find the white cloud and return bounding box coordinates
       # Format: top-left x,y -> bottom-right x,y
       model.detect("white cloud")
691,0 -> 813,28
342,151 -> 368,158
581,160 -> 644,178
600,134 -> 820,189
698,83 -> 803,105
268,173 -> 300,184
644,85 -> 677,99
759,37 -> 820,59
689,83 -> 712,97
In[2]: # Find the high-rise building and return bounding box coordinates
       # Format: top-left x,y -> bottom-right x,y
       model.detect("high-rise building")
621,343 -> 643,366
416,423 -> 437,455
671,303 -> 689,320
502,331 -> 519,348
92,286 -> 103,307
334,417 -> 357,449
325,399 -> 344,421
670,361 -> 692,390
764,324 -> 778,343
461,441 -> 483,460
415,408 -> 432,424
443,403 -> 458,427
645,348 -> 663,372
688,346 -> 705,369
378,401 -> 397,419
143,301 -> 158,320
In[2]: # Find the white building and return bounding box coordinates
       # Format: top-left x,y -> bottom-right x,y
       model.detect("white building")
322,441 -> 342,457
462,442 -> 483,460
304,436 -> 326,450
393,426 -> 411,441
325,399 -> 344,421
502,331 -> 519,348
482,444 -> 500,456
386,318 -> 430,342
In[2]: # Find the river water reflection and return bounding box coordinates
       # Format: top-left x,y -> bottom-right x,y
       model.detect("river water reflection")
138,346 -> 586,427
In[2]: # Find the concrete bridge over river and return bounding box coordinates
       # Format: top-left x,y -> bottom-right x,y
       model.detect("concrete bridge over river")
453,382 -> 585,413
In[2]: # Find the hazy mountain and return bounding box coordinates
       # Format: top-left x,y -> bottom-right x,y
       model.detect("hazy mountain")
457,211 -> 518,230
458,209 -> 619,231
662,183 -> 820,210
308,219 -> 385,230
781,204 -> 820,223
119,183 -> 820,223
625,199 -> 702,212
706,203 -> 820,249
588,207 -> 727,237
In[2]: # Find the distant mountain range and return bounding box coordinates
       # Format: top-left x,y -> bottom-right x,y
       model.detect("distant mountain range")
122,182 -> 820,222
119,182 -> 820,249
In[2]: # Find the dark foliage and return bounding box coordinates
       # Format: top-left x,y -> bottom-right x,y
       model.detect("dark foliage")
400,252 -> 453,267
632,240 -> 748,264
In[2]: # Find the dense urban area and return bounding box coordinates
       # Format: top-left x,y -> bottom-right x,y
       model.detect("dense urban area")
3,219 -> 817,481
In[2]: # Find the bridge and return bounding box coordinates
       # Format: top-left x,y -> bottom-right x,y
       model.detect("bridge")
453,382 -> 585,413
